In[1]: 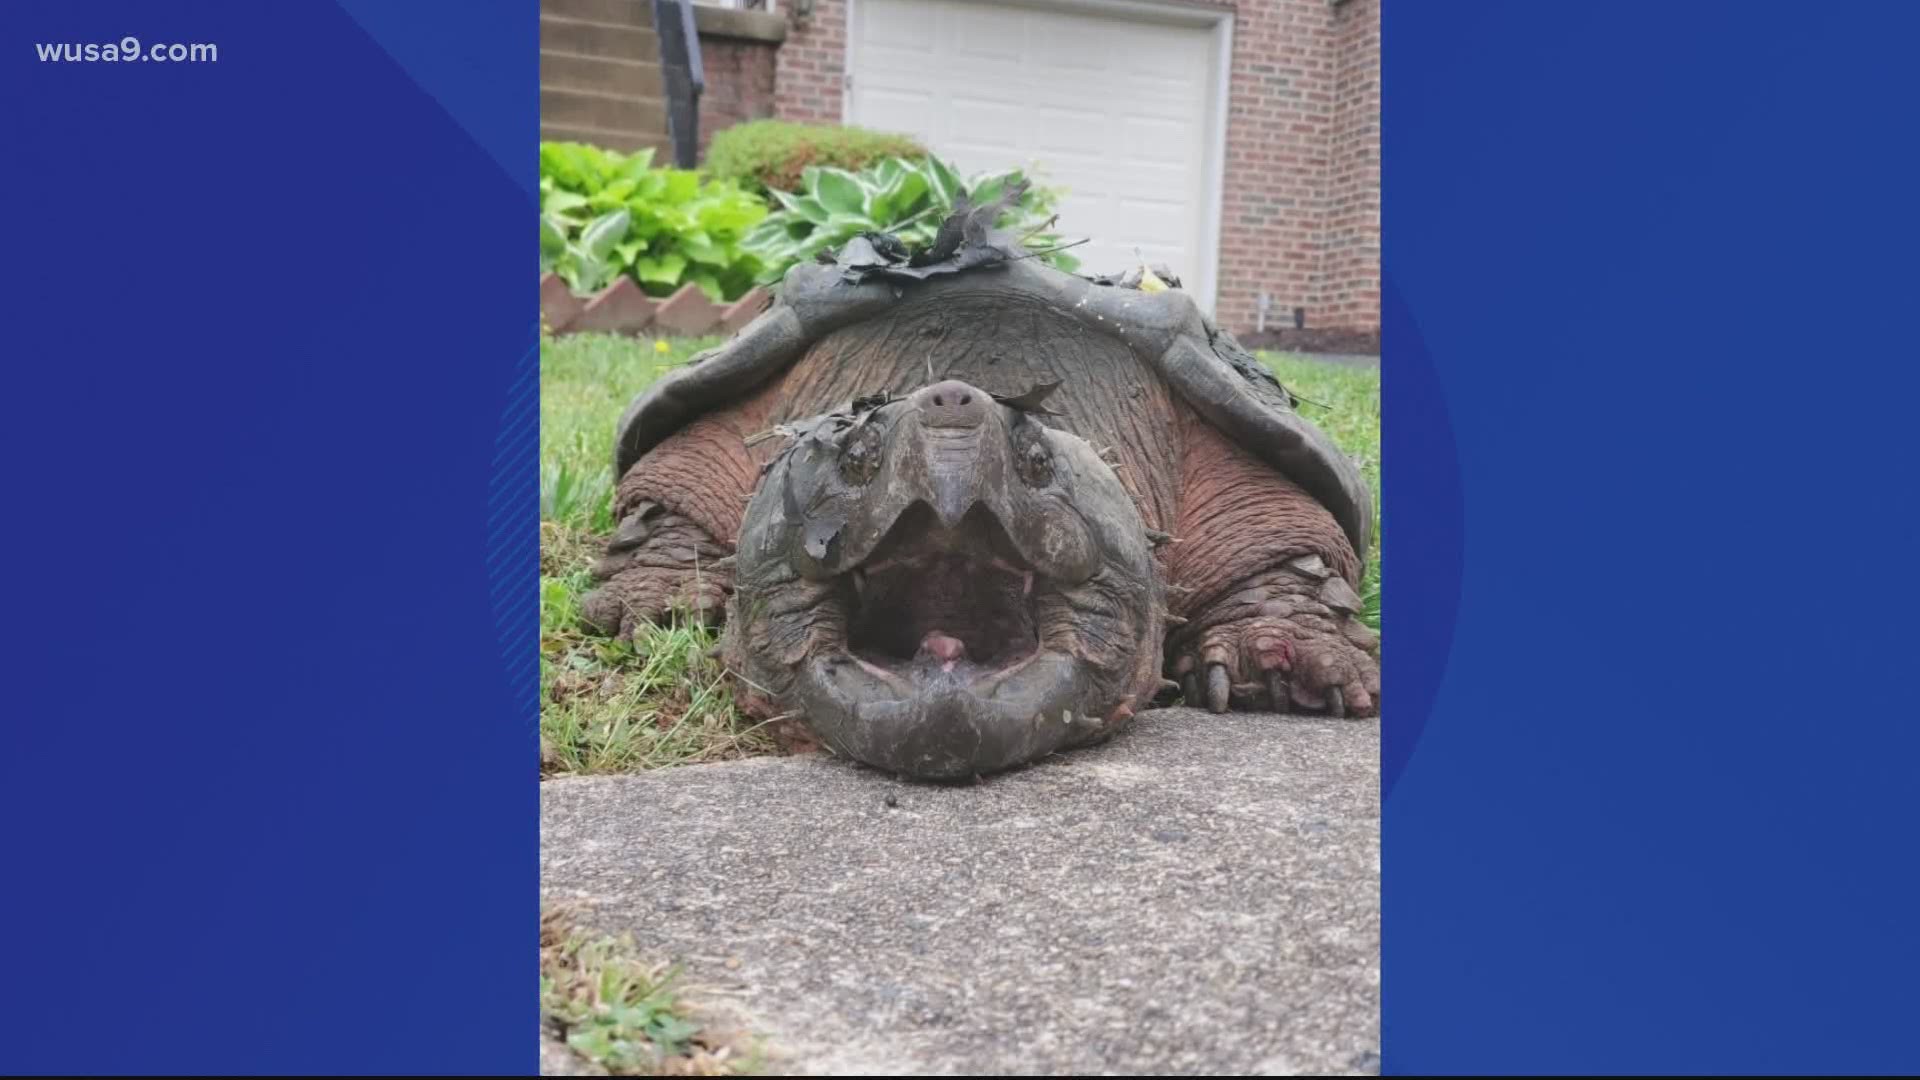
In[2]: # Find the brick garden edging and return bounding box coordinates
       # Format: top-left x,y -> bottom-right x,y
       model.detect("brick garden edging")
540,273 -> 771,338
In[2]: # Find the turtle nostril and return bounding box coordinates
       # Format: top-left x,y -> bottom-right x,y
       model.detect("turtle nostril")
912,379 -> 989,427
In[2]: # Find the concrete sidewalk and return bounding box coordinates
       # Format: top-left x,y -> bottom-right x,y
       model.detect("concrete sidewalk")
541,709 -> 1381,1076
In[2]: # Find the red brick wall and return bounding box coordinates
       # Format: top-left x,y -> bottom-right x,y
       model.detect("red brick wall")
757,0 -> 1380,336
1212,0 -> 1380,337
1215,0 -> 1332,334
772,0 -> 847,124
1319,0 -> 1381,330
695,34 -> 779,158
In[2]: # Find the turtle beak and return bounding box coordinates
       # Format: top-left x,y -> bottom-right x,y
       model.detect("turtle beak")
928,456 -> 980,527
897,379 -> 1008,528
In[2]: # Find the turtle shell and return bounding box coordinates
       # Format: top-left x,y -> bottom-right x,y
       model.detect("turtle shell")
613,238 -> 1374,565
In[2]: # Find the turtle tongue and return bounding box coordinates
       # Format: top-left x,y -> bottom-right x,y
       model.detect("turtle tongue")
918,630 -> 967,671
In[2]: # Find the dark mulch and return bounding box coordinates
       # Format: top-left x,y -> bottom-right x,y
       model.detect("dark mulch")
1237,325 -> 1380,357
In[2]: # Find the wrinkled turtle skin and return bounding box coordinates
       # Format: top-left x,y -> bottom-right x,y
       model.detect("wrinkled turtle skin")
581,214 -> 1378,780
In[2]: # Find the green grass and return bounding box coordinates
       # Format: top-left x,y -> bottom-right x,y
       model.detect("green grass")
538,334 -> 1382,775
541,907 -> 761,1075
1259,353 -> 1382,630
540,333 -> 776,776
542,332 -> 726,533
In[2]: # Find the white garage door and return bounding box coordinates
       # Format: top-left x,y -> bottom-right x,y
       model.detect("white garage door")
846,0 -> 1226,312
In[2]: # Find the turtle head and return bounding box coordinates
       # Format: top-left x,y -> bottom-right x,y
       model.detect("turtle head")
724,378 -> 1164,780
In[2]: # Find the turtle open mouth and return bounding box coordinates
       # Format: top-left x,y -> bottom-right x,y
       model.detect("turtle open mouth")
760,494 -> 1108,781
842,502 -> 1045,681
724,377 -> 1163,779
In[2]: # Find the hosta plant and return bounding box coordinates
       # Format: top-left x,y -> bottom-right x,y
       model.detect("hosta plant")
539,141 -> 767,301
739,155 -> 1079,285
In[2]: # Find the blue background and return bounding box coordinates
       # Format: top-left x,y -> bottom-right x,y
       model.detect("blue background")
1385,0 -> 1920,1073
5,0 -> 1920,1074
0,1 -> 537,1073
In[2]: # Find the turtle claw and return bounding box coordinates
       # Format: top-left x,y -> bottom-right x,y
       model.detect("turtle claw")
1327,686 -> 1346,719
1206,663 -> 1231,713
1267,671 -> 1291,712
1151,678 -> 1183,706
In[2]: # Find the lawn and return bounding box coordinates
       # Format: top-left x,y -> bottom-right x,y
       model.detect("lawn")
538,332 -> 1381,777
538,332 -> 779,776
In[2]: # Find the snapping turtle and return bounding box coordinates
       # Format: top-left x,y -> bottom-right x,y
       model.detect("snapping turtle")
581,210 -> 1378,780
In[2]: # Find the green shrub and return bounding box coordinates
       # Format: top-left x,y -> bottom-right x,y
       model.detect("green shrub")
539,141 -> 767,301
739,155 -> 1079,285
703,120 -> 928,196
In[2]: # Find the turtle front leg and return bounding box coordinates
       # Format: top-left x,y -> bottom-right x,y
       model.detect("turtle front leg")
1168,558 -> 1380,716
578,412 -> 760,639
1166,417 -> 1379,717
579,504 -> 734,636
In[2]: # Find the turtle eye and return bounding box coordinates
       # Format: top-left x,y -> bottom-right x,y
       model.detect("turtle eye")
1016,436 -> 1054,488
839,421 -> 883,485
